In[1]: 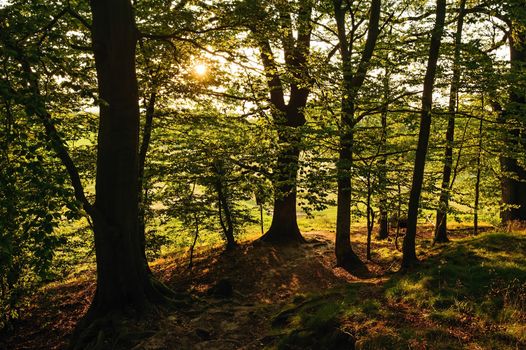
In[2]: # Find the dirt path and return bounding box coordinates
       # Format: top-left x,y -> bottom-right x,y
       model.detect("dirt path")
135,231 -> 399,349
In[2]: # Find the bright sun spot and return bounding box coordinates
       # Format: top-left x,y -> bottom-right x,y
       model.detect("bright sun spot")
194,63 -> 207,76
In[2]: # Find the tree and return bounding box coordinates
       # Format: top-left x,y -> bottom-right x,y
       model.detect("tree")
0,0 -> 177,345
377,65 -> 391,240
74,0 -> 181,337
434,0 -> 466,243
240,0 -> 314,244
332,0 -> 381,269
402,0 -> 447,268
500,2 -> 526,222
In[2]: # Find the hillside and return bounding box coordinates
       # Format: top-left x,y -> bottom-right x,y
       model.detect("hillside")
1,227 -> 524,350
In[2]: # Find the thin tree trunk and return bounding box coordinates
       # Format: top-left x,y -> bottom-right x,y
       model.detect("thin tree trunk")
474,99 -> 483,235
395,182 -> 402,251
138,90 -> 156,259
188,214 -> 199,269
435,0 -> 466,243
333,0 -> 381,269
402,0 -> 447,268
377,66 -> 390,240
366,174 -> 374,260
216,176 -> 237,250
260,203 -> 264,236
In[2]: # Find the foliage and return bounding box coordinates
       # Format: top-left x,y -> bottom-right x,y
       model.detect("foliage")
0,104 -> 79,329
0,0 -> 525,337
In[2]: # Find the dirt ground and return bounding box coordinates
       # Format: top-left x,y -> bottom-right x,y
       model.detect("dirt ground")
0,226 -> 487,350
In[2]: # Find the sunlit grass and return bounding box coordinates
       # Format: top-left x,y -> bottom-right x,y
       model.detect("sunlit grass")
272,230 -> 526,349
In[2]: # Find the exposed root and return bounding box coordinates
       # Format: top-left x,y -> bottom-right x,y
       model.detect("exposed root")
258,228 -> 306,245
69,277 -> 191,350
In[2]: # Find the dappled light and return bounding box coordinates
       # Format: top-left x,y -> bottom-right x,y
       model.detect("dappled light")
1,0 -> 525,349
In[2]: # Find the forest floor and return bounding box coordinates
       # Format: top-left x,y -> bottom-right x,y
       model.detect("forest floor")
1,225 -> 525,350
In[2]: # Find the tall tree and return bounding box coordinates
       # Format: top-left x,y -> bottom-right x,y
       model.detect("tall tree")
434,0 -> 466,243
82,0 -> 174,324
332,0 -> 381,269
0,0 -> 177,346
402,0 -> 447,267
377,59 -> 392,240
500,2 -> 526,222
244,0 -> 313,243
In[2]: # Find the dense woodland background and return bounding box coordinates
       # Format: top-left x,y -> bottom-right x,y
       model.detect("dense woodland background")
0,0 -> 525,349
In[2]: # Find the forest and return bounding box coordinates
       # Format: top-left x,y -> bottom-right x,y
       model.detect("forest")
0,0 -> 525,349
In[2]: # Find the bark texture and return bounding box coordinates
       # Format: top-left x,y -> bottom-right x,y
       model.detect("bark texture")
500,22 -> 526,222
70,2 -> 175,346
435,0 -> 466,243
402,0 -> 447,268
333,0 -> 381,269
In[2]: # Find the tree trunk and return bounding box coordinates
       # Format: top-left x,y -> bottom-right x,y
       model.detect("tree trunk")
402,0 -> 447,268
366,175 -> 374,260
254,2 -> 312,244
377,66 -> 390,240
395,182 -> 402,251
333,0 -> 381,269
261,135 -> 305,243
72,0 -> 174,345
214,161 -> 237,249
474,108 -> 483,235
138,91 -> 156,259
435,0 -> 465,243
500,22 -> 526,222
336,126 -> 361,267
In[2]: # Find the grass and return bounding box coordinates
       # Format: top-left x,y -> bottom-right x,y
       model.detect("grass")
271,230 -> 526,350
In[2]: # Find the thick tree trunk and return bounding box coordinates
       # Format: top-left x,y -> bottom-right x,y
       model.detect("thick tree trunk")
500,139 -> 526,222
500,23 -> 526,222
402,0 -> 446,268
71,1 -> 174,345
435,0 -> 465,243
2,21 -> 172,348
336,126 -> 361,267
261,135 -> 305,243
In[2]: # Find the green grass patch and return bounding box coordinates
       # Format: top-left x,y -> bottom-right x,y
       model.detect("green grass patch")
271,231 -> 526,350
